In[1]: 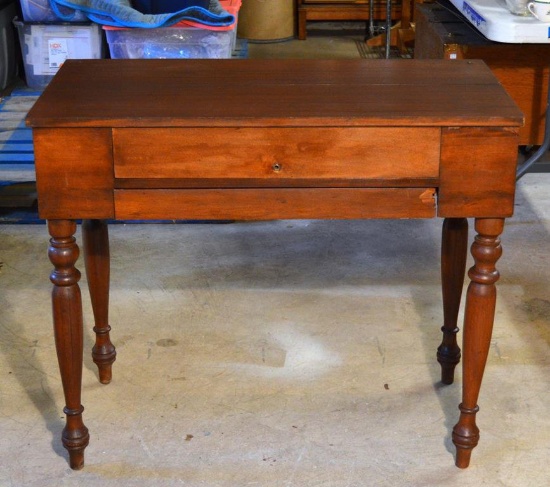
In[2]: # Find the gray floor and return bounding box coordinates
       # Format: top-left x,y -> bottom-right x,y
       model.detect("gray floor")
1,29 -> 550,487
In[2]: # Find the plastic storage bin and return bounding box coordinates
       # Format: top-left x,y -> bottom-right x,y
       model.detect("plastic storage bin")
19,0 -> 87,22
14,19 -> 103,88
1,1 -> 18,90
105,26 -> 233,59
105,0 -> 241,60
175,0 -> 241,52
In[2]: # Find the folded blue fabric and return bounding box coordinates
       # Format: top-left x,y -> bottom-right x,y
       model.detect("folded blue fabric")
132,0 -> 210,14
49,0 -> 235,28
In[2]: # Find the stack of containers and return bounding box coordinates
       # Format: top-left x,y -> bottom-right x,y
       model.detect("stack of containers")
104,0 -> 241,59
14,0 -> 103,88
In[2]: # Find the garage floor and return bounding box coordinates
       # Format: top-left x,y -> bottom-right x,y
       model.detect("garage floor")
1,27 -> 550,487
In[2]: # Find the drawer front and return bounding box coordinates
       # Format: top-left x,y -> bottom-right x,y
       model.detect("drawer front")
113,127 -> 440,181
115,188 -> 436,220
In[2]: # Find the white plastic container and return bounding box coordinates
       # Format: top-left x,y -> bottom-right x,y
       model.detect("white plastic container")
104,26 -> 234,59
449,0 -> 550,43
14,19 -> 103,88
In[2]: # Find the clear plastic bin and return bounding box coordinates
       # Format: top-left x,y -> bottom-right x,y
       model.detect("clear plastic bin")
14,19 -> 103,88
19,0 -> 87,23
105,0 -> 241,60
105,26 -> 234,59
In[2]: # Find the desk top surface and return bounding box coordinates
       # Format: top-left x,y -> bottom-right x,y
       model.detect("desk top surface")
26,59 -> 522,129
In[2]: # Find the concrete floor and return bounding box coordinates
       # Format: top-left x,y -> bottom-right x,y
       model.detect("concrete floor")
1,28 -> 550,487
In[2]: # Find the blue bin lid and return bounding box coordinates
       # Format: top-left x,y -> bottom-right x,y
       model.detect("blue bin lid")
132,0 -> 211,15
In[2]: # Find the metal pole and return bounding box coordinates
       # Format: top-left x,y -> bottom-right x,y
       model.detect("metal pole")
369,0 -> 374,39
385,0 -> 392,59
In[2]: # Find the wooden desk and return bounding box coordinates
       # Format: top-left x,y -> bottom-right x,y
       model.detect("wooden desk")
26,59 -> 522,470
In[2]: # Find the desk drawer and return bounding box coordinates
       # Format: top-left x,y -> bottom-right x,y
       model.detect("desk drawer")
115,187 -> 436,220
113,128 -> 440,181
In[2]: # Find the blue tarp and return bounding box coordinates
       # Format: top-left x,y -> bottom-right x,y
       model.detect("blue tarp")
48,0 -> 235,28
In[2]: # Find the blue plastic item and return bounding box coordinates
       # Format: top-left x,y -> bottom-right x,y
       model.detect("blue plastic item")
132,0 -> 210,14
50,0 -> 234,28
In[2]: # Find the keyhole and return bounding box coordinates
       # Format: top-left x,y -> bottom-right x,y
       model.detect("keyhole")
272,163 -> 282,172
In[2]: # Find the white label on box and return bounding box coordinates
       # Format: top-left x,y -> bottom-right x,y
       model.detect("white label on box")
30,25 -> 97,76
48,39 -> 69,69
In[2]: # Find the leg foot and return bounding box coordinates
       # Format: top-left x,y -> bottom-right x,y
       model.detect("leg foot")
68,451 -> 85,471
455,446 -> 473,469
96,362 -> 114,385
63,406 -> 89,470
452,404 -> 479,468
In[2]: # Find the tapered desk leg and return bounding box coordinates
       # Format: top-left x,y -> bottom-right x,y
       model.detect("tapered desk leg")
83,219 -> 116,384
438,218 -> 468,384
453,218 -> 504,468
48,220 -> 89,470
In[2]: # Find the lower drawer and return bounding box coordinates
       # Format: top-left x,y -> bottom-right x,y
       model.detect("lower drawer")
115,187 -> 436,220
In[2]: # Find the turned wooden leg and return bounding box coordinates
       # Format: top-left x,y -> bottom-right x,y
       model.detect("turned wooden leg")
83,219 -> 116,384
48,220 -> 89,470
453,218 -> 504,468
438,218 -> 468,384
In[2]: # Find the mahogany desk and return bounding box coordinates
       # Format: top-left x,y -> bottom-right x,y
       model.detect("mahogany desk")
26,59 -> 522,470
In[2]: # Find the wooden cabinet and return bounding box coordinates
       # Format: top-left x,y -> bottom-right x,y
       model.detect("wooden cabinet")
414,0 -> 550,146
297,0 -> 401,39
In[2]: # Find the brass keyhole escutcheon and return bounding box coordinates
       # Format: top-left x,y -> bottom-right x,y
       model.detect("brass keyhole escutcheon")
272,163 -> 282,172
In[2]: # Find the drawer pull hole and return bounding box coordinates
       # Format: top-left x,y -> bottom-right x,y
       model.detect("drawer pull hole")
272,163 -> 282,172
